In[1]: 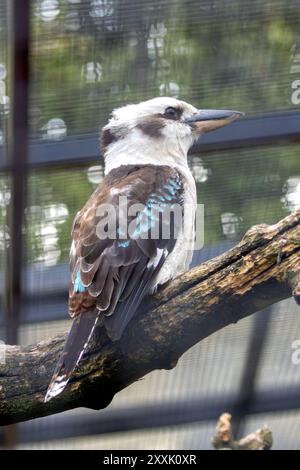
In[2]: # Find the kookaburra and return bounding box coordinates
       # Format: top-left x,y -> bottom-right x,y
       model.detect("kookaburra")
45,97 -> 243,402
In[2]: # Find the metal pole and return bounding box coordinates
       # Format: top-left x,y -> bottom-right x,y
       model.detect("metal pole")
5,0 -> 30,345
233,307 -> 273,438
3,0 -> 30,449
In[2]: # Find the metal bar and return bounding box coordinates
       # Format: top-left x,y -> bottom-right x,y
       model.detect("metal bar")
5,0 -> 30,344
232,307 -> 273,438
0,111 -> 300,171
3,0 -> 30,449
3,385 -> 300,444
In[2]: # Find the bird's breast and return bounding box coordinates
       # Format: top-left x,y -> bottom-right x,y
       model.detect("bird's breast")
155,165 -> 197,286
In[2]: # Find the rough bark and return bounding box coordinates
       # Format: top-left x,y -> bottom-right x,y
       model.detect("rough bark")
0,210 -> 299,426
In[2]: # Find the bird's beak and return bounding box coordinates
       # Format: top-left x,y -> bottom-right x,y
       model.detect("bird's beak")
185,109 -> 244,133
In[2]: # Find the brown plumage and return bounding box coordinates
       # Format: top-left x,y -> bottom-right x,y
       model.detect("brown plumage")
69,164 -> 183,325
44,164 -> 184,402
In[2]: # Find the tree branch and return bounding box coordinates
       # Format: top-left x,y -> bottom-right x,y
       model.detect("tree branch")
0,210 -> 299,426
212,413 -> 273,450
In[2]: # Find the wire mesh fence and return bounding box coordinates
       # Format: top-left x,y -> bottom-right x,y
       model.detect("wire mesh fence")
0,0 -> 300,450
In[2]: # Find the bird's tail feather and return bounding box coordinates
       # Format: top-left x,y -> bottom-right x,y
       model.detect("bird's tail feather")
44,309 -> 99,403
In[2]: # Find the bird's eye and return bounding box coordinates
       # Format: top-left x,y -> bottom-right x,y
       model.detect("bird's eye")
164,107 -> 179,119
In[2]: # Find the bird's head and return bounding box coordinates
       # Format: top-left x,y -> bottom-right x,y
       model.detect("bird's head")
101,97 -> 243,174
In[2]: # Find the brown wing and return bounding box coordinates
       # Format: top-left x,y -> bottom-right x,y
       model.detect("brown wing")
69,164 -> 184,340
44,164 -> 184,402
